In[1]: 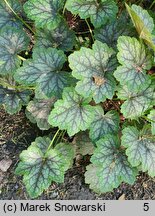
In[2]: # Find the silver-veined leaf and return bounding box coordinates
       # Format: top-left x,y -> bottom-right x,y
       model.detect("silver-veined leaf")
94,13 -> 135,48
0,27 -> 30,75
90,135 -> 138,193
48,87 -> 95,136
114,36 -> 153,91
117,84 -> 155,119
34,22 -> 76,51
15,136 -> 74,198
0,0 -> 22,29
122,126 -> 155,177
69,40 -> 117,103
89,105 -> 120,142
24,0 -> 65,30
0,86 -> 31,114
14,48 -> 72,98
66,0 -> 118,28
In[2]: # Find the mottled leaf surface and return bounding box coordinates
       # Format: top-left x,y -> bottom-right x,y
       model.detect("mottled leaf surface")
114,36 -> 153,91
48,87 -> 95,136
0,27 -> 30,75
24,0 -> 65,30
0,0 -> 22,29
26,97 -> 56,130
66,0 -> 118,28
117,84 -> 155,119
122,126 -> 155,177
15,136 -> 74,198
14,48 -> 71,98
34,22 -> 76,51
89,106 -> 120,142
69,40 -> 117,103
0,86 -> 31,114
90,135 -> 137,192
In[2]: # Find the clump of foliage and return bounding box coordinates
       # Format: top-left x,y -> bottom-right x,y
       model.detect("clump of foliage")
0,0 -> 155,198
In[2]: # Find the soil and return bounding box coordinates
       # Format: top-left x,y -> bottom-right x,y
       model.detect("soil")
0,107 -> 155,200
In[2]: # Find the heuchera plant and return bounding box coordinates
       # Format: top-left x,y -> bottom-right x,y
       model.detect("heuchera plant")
0,0 -> 155,198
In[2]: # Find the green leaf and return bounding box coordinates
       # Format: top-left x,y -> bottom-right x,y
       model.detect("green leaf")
94,13 -> 135,49
73,132 -> 95,155
90,135 -> 137,193
89,105 -> 120,142
117,84 -> 155,119
114,36 -> 153,91
55,142 -> 75,169
15,136 -> 74,198
0,86 -> 31,114
126,4 -> 155,51
14,48 -> 72,98
122,126 -> 155,177
66,0 -> 118,28
34,22 -> 76,51
26,97 -> 56,130
48,87 -> 95,137
85,164 -> 101,193
24,0 -> 65,30
69,40 -> 117,103
0,0 -> 22,29
0,27 -> 30,75
147,110 -> 155,135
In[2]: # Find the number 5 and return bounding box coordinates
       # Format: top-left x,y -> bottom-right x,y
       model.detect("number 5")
143,203 -> 149,211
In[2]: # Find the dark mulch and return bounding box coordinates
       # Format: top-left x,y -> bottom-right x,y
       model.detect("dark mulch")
0,107 -> 155,200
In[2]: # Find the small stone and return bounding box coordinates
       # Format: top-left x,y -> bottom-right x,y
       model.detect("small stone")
0,158 -> 12,172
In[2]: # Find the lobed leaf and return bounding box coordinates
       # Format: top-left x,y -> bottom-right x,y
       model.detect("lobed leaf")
90,135 -> 137,193
69,40 -> 117,103
89,105 -> 120,142
15,136 -> 74,198
24,0 -> 65,30
66,0 -> 118,28
0,0 -> 22,29
34,22 -> 76,51
48,87 -> 95,136
94,13 -> 135,48
117,84 -> 155,119
114,36 -> 153,91
0,27 -> 30,75
0,86 -> 31,114
122,126 -> 155,177
14,48 -> 72,98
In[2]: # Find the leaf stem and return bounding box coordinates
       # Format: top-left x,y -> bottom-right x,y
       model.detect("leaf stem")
47,129 -> 60,151
142,115 -> 155,124
0,78 -> 34,90
85,19 -> 94,43
62,1 -> 66,15
149,0 -> 155,9
3,0 -> 35,34
17,55 -> 26,61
